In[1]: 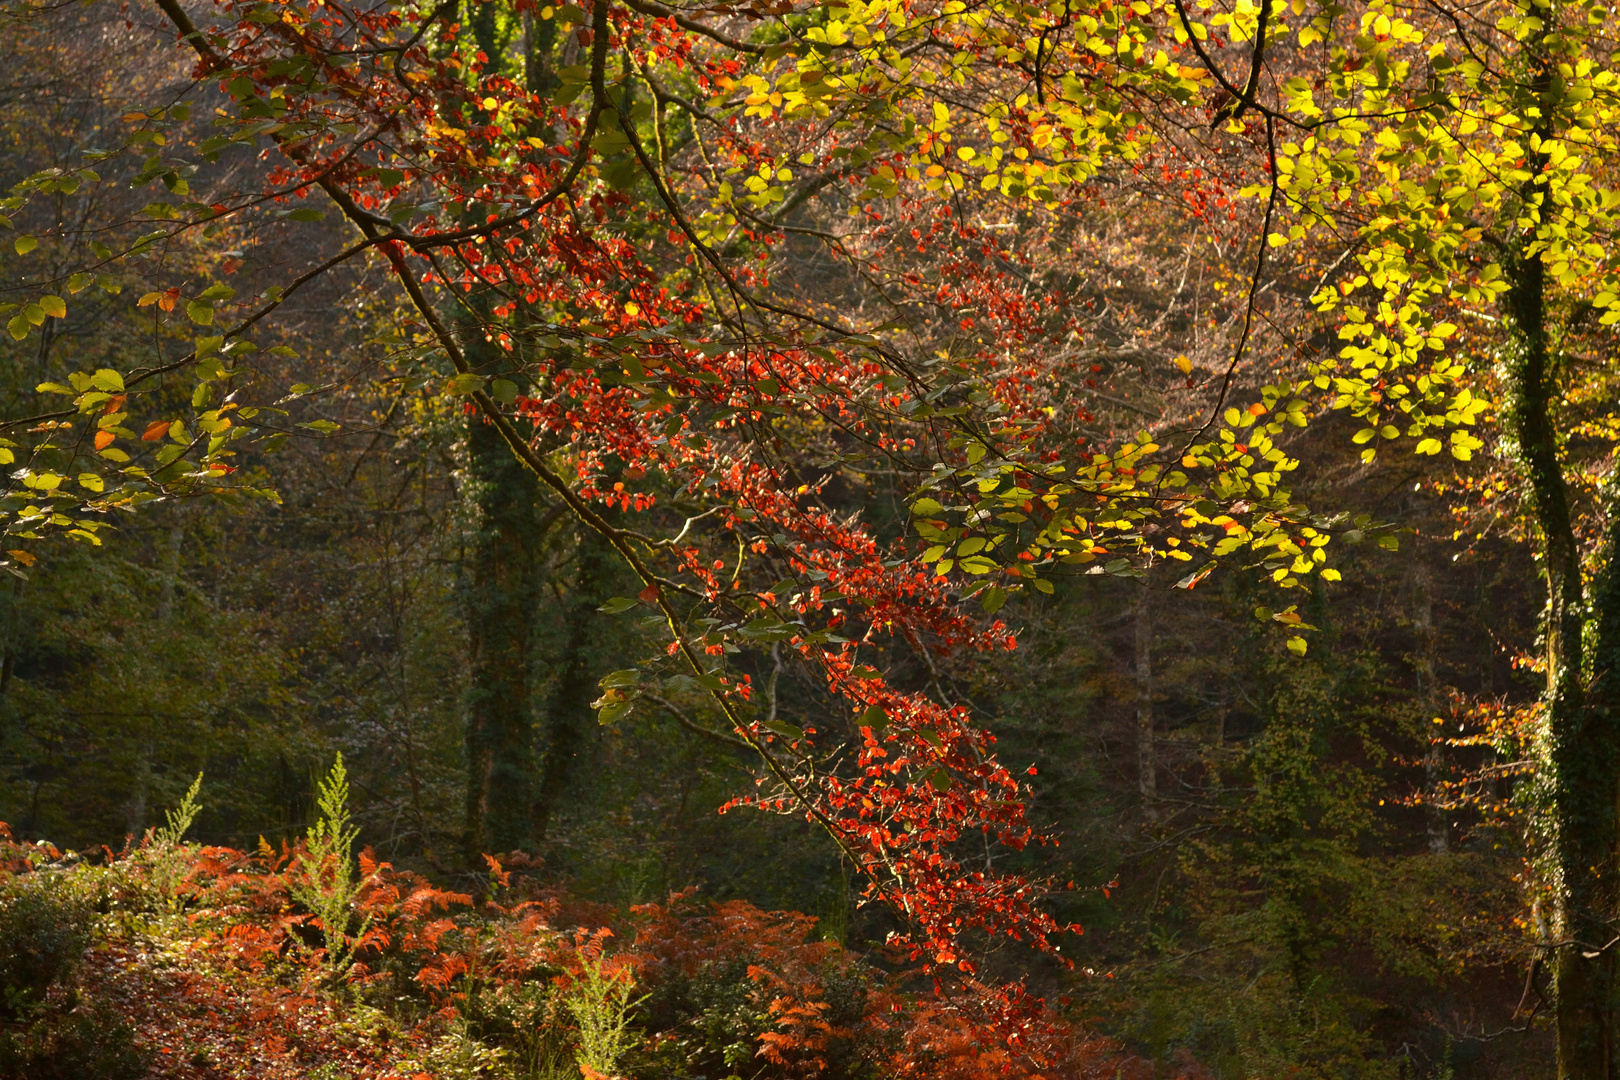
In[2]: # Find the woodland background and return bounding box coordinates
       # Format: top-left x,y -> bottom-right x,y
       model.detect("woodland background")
0,0 -> 1574,1077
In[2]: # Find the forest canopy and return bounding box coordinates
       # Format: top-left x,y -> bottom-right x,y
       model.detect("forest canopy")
0,0 -> 1617,1075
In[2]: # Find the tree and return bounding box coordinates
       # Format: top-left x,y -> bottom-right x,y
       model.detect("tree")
16,0 -> 1620,1063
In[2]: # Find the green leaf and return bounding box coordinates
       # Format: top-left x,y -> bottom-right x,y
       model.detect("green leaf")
76,473 -> 104,493
7,315 -> 27,340
600,668 -> 641,688
980,586 -> 1006,613
35,382 -> 73,395
911,497 -> 943,516
90,369 -> 124,392
762,720 -> 805,741
1286,636 -> 1308,656
38,295 -> 65,319
186,299 -> 214,325
597,596 -> 638,614
858,704 -> 889,732
13,235 -> 37,255
490,378 -> 519,403
445,373 -> 485,395
284,208 -> 325,222
925,767 -> 952,793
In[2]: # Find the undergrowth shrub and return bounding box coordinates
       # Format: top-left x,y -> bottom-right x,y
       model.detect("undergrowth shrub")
0,871 -> 91,1019
0,829 -> 146,1080
0,820 -> 1123,1080
0,1000 -> 148,1080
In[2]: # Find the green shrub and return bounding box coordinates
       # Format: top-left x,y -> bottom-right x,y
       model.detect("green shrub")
0,873 -> 91,1020
0,1001 -> 148,1080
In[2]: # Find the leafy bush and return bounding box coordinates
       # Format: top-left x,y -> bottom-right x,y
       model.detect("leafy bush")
0,872 -> 91,1020
0,1001 -> 147,1080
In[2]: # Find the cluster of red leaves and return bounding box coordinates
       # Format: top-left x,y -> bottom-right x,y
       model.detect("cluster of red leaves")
2,829 -> 1134,1080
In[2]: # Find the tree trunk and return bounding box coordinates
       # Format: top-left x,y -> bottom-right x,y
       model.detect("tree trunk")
1411,561 -> 1448,854
460,330 -> 545,861
458,0 -> 552,863
1504,234 -> 1620,1078
532,525 -> 615,840
1136,588 -> 1157,821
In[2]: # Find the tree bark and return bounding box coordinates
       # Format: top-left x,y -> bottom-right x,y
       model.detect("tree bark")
1411,560 -> 1448,854
1136,588 -> 1157,821
1504,232 -> 1620,1079
460,329 -> 545,861
532,525 -> 615,840
459,0 -> 553,863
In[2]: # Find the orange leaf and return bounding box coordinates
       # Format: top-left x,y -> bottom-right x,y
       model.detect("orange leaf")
94,430 -> 115,450
142,420 -> 170,441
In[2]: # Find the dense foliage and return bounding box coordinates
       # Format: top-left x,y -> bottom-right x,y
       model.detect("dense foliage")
5,0 -> 1620,1072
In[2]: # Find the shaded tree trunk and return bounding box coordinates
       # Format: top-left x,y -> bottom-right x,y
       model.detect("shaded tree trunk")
458,0 -> 555,863
460,329 -> 545,860
1411,561 -> 1448,854
532,525 -> 615,840
1504,232 -> 1620,1079
1136,588 -> 1156,821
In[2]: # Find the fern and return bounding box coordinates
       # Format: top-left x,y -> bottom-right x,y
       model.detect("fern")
152,772 -> 203,848
289,753 -> 369,973
148,772 -> 203,913
566,955 -> 642,1080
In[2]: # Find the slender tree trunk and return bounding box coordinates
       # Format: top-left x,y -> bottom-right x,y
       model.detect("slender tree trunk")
532,526 -> 614,840
1411,561 -> 1448,854
1504,232 -> 1620,1079
1136,588 -> 1157,821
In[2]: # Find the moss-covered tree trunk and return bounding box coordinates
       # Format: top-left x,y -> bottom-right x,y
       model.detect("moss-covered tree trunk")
1504,236 -> 1620,1078
460,331 -> 546,860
